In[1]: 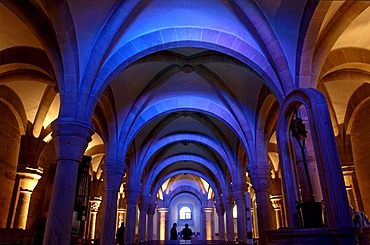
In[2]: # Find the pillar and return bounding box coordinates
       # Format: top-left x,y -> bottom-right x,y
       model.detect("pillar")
147,203 -> 156,241
157,207 -> 169,240
13,167 -> 43,229
245,191 -> 253,245
117,188 -> 126,228
233,188 -> 247,243
125,187 -> 140,244
270,195 -> 284,228
342,164 -> 361,210
43,119 -> 94,245
250,200 -> 258,238
88,197 -> 101,240
100,164 -> 125,245
215,203 -> 225,240
202,207 -> 214,240
277,88 -> 353,230
223,200 -> 234,241
248,164 -> 273,235
138,202 -> 148,242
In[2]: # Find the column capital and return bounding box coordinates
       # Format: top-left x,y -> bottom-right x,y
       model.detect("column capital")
342,164 -> 355,175
102,164 -> 125,191
247,163 -> 272,176
51,118 -> 95,160
202,207 -> 214,213
147,203 -> 157,215
51,117 -> 95,138
215,202 -> 225,215
17,166 -> 43,192
221,192 -> 233,204
231,182 -> 246,201
139,201 -> 149,212
233,189 -> 246,203
222,200 -> 233,210
102,163 -> 126,175
270,195 -> 283,210
247,164 -> 272,193
90,197 -> 102,213
250,177 -> 270,193
157,207 -> 169,213
125,185 -> 141,204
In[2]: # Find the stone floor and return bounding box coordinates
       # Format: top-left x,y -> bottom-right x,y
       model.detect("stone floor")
136,241 -> 256,245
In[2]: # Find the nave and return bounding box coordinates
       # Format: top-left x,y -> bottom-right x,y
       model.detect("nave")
2,1 -> 370,245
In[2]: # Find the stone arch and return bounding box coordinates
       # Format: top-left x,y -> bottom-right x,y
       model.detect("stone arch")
343,83 -> 370,136
166,185 -> 205,207
298,2 -> 369,88
227,0 -> 295,94
86,28 -> 286,120
118,56 -> 253,157
346,98 -> 370,214
143,154 -> 225,198
255,94 -> 279,162
166,186 -> 203,239
297,1 -> 328,88
277,88 -> 352,228
121,98 -> 252,166
0,47 -> 55,79
131,132 -> 233,187
311,2 -> 369,88
0,85 -> 27,134
0,95 -> 24,228
320,47 -> 370,79
151,169 -> 222,210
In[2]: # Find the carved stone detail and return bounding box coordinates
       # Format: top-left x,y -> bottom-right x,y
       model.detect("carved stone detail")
90,198 -> 102,213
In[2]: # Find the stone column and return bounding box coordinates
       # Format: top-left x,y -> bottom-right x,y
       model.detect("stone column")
223,200 -> 234,241
277,89 -> 353,231
125,187 -> 140,244
13,167 -> 43,229
250,203 -> 258,238
342,164 -> 362,210
117,189 -> 126,228
100,164 -> 125,244
202,208 -> 206,239
138,202 -> 148,242
215,203 -> 225,240
270,195 -> 284,228
202,207 -> 214,240
88,197 -> 101,240
43,119 -> 94,245
147,203 -> 156,241
233,188 -> 247,243
248,164 -> 273,234
157,207 -> 169,240
245,191 -> 253,245
211,207 -> 215,240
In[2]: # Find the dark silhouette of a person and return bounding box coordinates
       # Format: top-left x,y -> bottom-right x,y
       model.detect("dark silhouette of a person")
170,222 -> 178,240
116,221 -> 125,245
181,223 -> 192,240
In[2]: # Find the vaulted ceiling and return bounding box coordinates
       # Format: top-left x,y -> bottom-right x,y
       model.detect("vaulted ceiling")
1,0 -> 370,199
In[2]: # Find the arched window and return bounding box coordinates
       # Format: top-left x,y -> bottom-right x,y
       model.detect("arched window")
179,206 -> 192,220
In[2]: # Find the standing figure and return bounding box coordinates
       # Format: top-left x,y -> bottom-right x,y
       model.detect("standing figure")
170,223 -> 178,240
181,223 -> 192,240
116,221 -> 125,245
